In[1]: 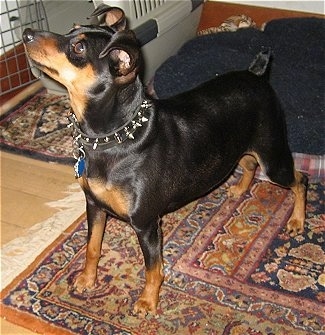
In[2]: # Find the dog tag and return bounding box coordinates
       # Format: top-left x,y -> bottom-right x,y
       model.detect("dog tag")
74,157 -> 85,178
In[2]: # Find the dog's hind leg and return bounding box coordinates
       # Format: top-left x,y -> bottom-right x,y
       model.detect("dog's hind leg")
253,150 -> 307,236
285,170 -> 308,236
228,154 -> 258,197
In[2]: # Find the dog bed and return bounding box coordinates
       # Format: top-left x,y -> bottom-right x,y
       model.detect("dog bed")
152,17 -> 325,158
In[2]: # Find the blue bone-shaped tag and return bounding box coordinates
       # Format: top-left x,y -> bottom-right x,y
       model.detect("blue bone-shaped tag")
74,157 -> 85,178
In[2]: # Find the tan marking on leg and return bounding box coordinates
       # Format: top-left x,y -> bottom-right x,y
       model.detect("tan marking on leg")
228,154 -> 258,197
286,170 -> 306,236
133,261 -> 164,317
78,175 -> 87,189
74,210 -> 106,292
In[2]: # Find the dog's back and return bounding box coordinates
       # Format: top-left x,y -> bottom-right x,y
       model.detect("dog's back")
143,66 -> 285,213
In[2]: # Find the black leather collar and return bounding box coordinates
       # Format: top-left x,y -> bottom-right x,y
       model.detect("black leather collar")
67,100 -> 152,152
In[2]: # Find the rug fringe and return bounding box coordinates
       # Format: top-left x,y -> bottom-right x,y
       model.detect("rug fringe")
1,183 -> 85,290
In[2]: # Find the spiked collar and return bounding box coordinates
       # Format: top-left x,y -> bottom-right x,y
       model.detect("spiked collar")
67,100 -> 152,152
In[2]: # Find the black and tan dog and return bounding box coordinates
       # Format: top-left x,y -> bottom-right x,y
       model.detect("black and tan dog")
23,5 -> 307,317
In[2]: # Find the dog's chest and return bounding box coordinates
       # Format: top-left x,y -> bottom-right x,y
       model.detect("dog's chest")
80,177 -> 129,217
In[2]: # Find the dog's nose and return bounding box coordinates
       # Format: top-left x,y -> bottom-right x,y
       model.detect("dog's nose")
23,28 -> 35,43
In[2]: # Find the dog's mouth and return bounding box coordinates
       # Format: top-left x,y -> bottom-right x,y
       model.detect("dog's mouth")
28,57 -> 59,77
24,46 -> 62,82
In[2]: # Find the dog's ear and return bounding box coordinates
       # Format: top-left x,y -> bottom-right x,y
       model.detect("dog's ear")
99,31 -> 141,81
89,4 -> 126,32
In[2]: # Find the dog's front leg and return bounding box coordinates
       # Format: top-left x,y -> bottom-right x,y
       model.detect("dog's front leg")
73,199 -> 107,292
133,219 -> 164,317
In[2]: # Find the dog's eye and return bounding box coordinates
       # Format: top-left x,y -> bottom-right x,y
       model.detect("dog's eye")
73,42 -> 85,54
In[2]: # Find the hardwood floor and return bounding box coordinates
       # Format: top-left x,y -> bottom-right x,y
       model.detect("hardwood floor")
1,2 -> 322,334
0,152 -> 75,334
1,152 -> 75,245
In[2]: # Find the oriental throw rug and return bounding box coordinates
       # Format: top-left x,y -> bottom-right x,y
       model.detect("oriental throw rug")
1,175 -> 324,335
0,89 -> 74,165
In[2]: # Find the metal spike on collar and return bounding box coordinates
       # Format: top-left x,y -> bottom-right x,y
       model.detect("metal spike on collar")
124,126 -> 135,140
114,132 -> 123,144
93,138 -> 99,150
141,100 -> 150,108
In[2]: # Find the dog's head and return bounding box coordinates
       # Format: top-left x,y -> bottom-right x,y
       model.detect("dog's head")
23,5 -> 141,117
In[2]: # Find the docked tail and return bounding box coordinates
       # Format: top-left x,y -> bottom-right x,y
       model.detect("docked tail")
248,48 -> 272,76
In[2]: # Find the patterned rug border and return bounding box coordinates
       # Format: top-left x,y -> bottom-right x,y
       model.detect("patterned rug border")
0,139 -> 74,165
1,215 -> 86,335
0,88 -> 45,121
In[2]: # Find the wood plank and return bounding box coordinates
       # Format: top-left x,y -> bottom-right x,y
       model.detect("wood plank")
0,152 -> 76,241
1,187 -> 58,228
1,152 -> 74,199
1,220 -> 40,245
0,319 -> 37,335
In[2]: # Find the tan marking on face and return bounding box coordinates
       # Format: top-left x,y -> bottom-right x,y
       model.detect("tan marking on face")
25,35 -> 96,120
82,178 -> 130,217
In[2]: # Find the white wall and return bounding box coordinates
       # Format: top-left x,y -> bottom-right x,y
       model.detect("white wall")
42,0 -> 95,34
0,0 -> 95,55
212,1 -> 324,14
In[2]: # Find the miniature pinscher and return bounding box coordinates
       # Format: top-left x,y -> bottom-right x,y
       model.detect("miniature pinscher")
23,5 -> 307,317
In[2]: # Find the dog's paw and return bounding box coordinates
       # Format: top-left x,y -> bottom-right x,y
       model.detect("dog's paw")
285,218 -> 304,237
133,298 -> 157,318
72,272 -> 97,293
